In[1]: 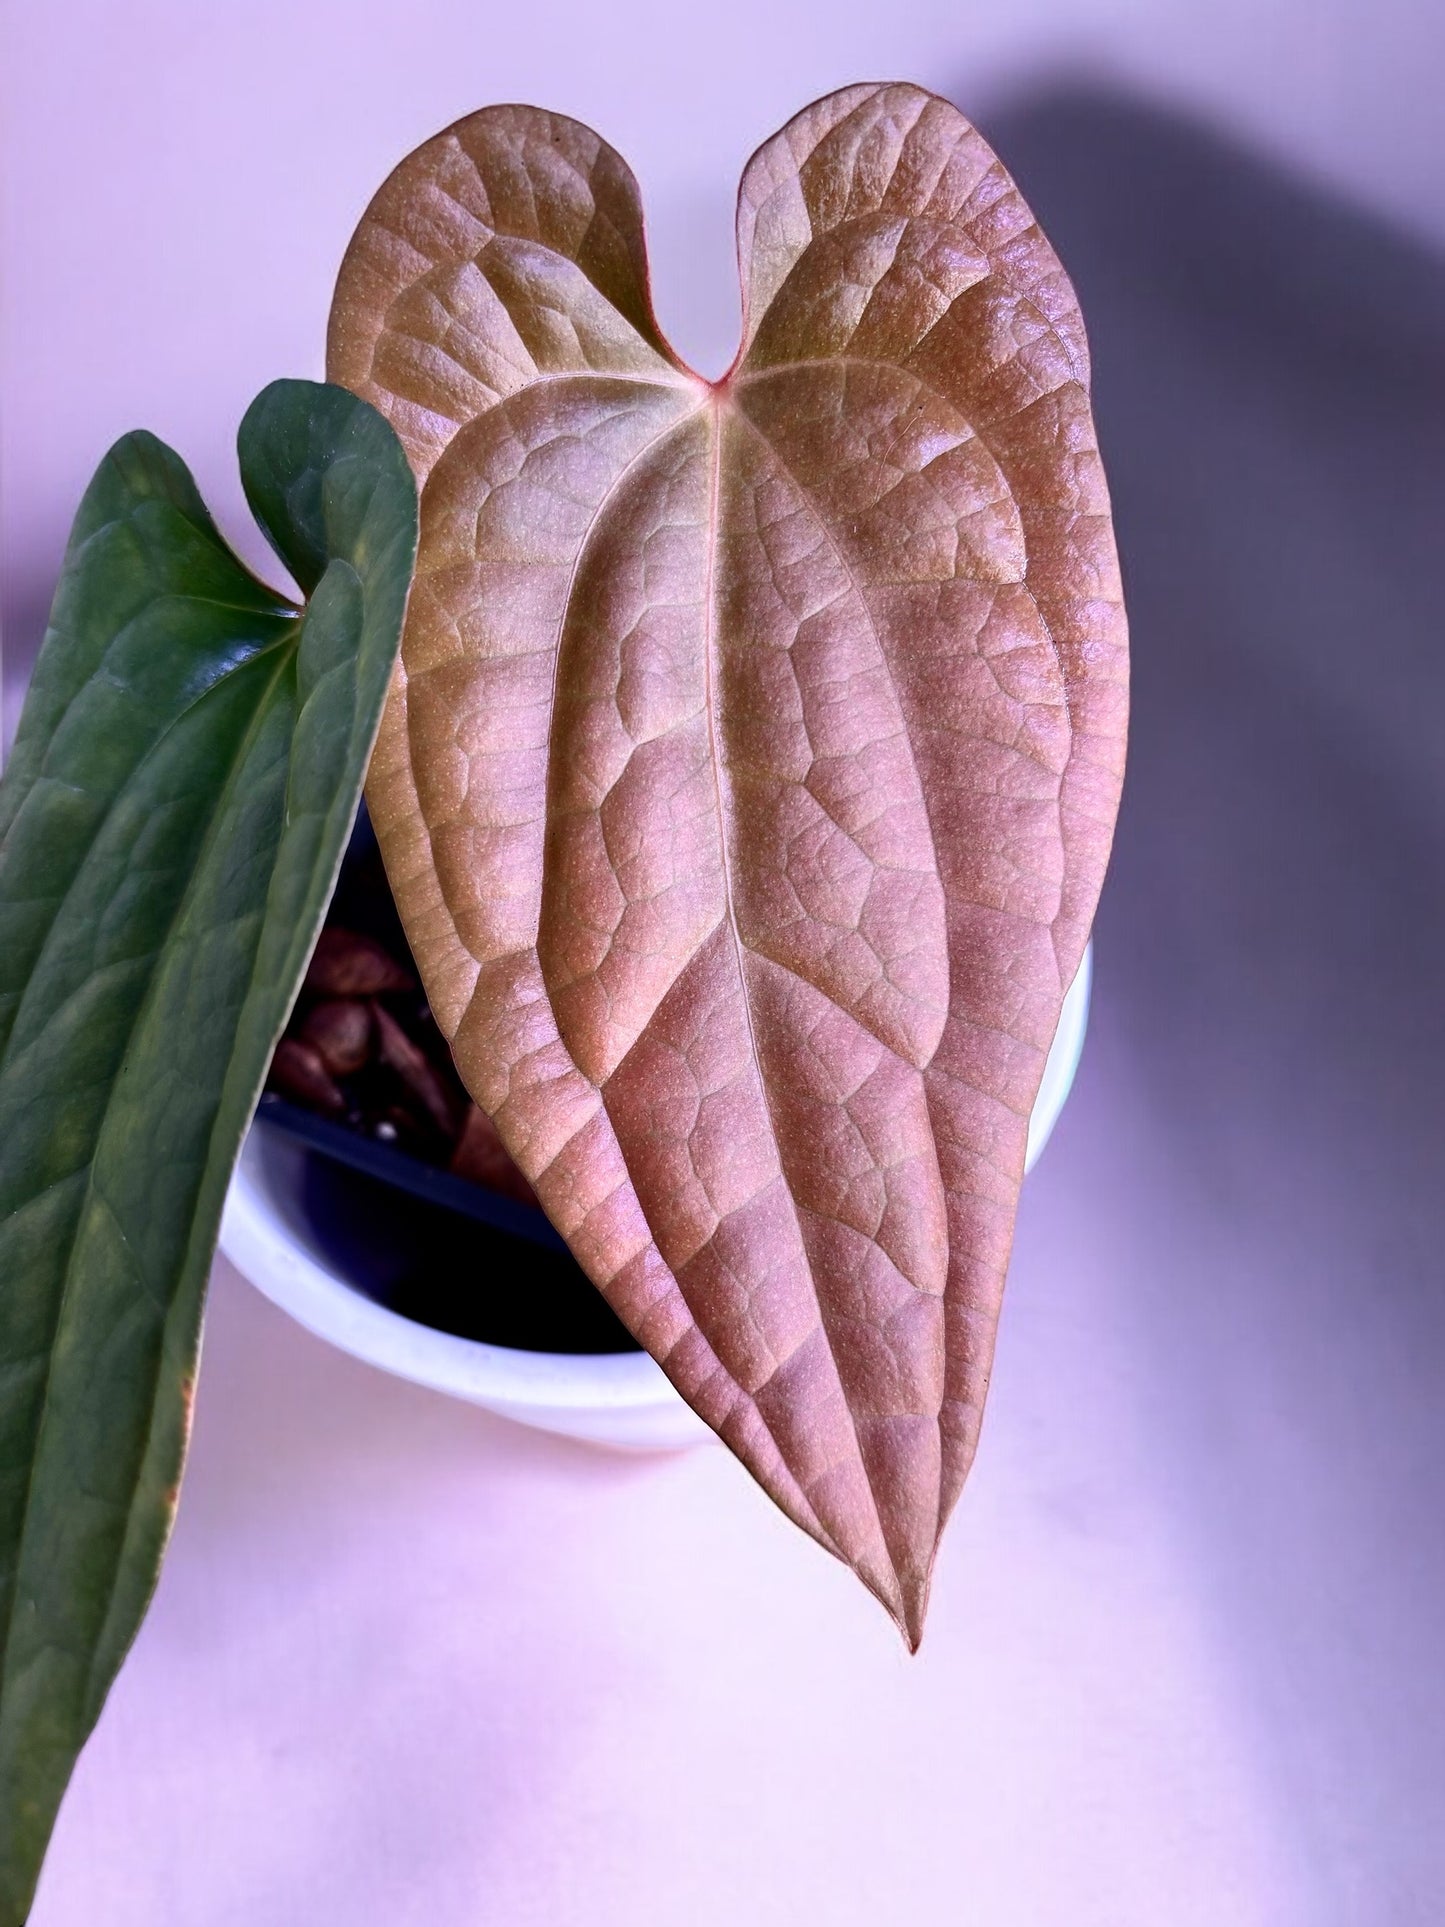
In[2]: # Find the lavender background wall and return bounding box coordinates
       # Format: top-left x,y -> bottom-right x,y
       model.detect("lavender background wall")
4,0 -> 1443,734
4,4 -> 1443,1922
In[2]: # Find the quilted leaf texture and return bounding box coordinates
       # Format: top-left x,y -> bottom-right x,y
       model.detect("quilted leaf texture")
329,82 -> 1128,1643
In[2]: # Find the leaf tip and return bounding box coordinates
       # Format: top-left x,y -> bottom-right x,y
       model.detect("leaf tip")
897,1569 -> 932,1654
855,1549 -> 933,1652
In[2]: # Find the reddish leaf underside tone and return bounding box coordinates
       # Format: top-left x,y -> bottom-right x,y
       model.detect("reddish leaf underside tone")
328,82 -> 1128,1644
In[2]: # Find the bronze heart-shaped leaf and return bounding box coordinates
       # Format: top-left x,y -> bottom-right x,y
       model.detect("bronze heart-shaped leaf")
328,82 -> 1128,1643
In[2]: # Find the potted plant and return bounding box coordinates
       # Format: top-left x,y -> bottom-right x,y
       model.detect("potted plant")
0,81 -> 1127,1918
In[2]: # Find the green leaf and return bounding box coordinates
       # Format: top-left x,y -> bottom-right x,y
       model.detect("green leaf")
0,379 -> 417,1919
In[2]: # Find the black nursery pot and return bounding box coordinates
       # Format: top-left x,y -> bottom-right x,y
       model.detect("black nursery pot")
243,808 -> 639,1356
252,1101 -> 639,1355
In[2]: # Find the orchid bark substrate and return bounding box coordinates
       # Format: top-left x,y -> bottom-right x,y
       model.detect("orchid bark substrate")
328,81 -> 1129,1642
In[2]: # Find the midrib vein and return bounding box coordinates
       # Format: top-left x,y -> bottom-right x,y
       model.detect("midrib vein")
698,399 -> 900,1594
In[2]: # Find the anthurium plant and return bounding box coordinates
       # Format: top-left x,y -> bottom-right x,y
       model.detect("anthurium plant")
0,82 -> 1126,1915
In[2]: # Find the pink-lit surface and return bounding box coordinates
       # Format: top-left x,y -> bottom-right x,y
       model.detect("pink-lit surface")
32,1065 -> 1308,1926
6,5 -> 1444,1921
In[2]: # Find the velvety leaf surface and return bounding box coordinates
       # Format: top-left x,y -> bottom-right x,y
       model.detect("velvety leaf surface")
329,83 -> 1128,1641
0,381 -> 416,1918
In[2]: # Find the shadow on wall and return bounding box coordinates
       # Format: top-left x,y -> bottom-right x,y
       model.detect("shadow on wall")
988,80 -> 1445,1186
2,591 -> 49,757
984,85 -> 1445,1913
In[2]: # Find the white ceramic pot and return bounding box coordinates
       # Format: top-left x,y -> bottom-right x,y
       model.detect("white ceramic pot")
219,948 -> 1092,1451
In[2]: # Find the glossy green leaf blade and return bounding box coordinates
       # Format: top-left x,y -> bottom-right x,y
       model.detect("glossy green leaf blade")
0,379 -> 417,1919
